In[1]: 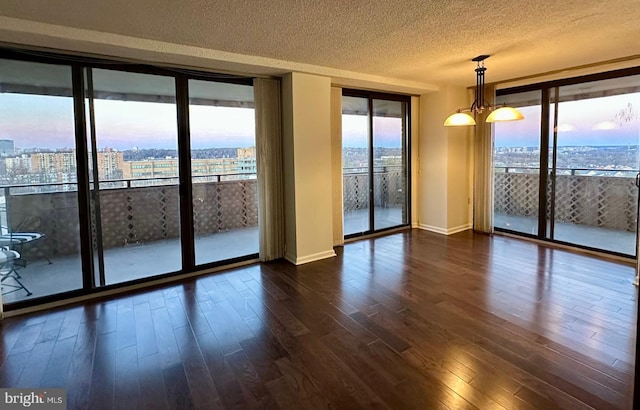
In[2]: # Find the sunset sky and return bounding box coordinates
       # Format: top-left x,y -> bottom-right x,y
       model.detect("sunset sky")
495,93 -> 640,147
1,92 -> 639,151
0,94 -> 257,150
0,94 -> 405,150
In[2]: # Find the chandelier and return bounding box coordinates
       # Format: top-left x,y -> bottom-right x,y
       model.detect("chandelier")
444,55 -> 524,126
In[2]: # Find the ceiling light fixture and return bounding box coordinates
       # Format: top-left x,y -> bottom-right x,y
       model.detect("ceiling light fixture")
444,55 -> 524,127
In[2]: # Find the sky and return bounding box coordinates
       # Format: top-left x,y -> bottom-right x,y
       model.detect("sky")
2,92 -> 640,151
495,93 -> 640,147
342,114 -> 404,148
0,94 -> 257,151
0,94 -> 405,150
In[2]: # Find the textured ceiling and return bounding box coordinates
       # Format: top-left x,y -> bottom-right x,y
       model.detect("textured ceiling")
1,0 -> 639,87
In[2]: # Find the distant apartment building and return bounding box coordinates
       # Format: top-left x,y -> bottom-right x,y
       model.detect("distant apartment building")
1,150 -> 126,183
2,147 -> 257,183
122,147 -> 257,180
236,146 -> 257,174
5,155 -> 31,172
30,151 -> 76,175
122,158 -> 179,180
123,157 -> 245,179
91,150 -> 125,180
237,146 -> 255,159
0,139 -> 15,156
4,155 -> 32,183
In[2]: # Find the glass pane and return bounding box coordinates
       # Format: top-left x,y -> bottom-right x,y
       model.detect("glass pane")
342,96 -> 370,235
188,79 -> 257,265
88,69 -> 181,285
493,91 -> 542,236
0,59 -> 82,303
552,76 -> 640,255
372,99 -> 407,230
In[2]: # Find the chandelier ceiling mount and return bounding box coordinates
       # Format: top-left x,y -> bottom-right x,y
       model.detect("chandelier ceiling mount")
444,55 -> 524,127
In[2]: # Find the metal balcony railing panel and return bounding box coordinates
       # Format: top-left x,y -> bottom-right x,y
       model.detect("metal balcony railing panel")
193,179 -> 258,235
2,175 -> 258,258
343,166 -> 406,212
494,170 -> 540,217
552,175 -> 637,231
494,167 -> 638,232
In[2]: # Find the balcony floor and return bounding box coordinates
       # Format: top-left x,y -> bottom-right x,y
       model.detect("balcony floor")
1,227 -> 259,304
495,213 -> 636,256
5,213 -> 632,305
344,206 -> 405,235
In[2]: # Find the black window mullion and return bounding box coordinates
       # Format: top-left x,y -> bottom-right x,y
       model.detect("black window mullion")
368,98 -> 375,232
85,68 -> 107,287
176,75 -> 195,271
549,87 -> 560,240
538,88 -> 550,239
71,65 -> 96,290
403,100 -> 411,226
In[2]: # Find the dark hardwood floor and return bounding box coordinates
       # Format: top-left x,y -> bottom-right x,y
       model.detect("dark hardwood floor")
0,229 -> 636,409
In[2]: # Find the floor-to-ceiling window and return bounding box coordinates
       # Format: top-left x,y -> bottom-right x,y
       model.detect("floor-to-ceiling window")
0,49 -> 259,309
494,70 -> 640,256
342,91 -> 410,237
86,68 -> 182,286
0,58 -> 84,303
494,91 -> 542,236
188,79 -> 258,265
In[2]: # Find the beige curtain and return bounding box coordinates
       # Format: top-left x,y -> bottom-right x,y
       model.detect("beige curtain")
473,84 -> 495,234
254,78 -> 285,261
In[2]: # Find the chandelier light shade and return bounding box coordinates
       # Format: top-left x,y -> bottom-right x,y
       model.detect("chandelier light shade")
485,106 -> 525,122
443,111 -> 476,126
444,55 -> 524,127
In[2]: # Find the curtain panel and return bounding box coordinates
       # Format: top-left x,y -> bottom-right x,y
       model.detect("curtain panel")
473,84 -> 495,234
254,78 -> 285,260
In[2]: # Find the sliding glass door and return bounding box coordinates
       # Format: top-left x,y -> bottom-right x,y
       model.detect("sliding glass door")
342,91 -> 410,237
493,91 -> 542,236
0,58 -> 84,302
0,49 -> 259,308
342,95 -> 370,235
548,77 -> 640,255
86,68 -> 182,286
188,79 -> 258,265
494,72 -> 640,256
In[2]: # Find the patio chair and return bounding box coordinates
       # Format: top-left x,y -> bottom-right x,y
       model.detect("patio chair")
0,216 -> 51,265
0,249 -> 31,296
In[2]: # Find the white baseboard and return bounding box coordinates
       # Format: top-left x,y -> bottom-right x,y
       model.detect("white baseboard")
417,223 -> 472,235
285,249 -> 337,265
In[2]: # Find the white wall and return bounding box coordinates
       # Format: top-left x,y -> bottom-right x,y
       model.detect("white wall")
281,73 -> 336,264
418,85 -> 473,234
330,87 -> 344,246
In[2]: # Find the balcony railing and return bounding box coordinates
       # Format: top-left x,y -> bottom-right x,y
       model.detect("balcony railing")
2,167 -> 404,261
0,173 -> 258,259
343,166 -> 405,211
10,165 -> 631,260
494,166 -> 639,232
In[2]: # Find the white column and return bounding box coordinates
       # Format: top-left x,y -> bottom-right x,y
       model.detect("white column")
418,85 -> 473,235
282,72 -> 336,264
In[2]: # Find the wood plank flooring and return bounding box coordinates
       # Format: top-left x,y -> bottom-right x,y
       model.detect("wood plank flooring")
0,229 -> 636,409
